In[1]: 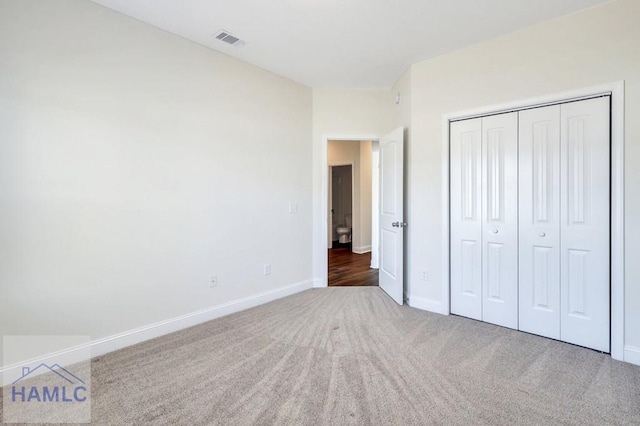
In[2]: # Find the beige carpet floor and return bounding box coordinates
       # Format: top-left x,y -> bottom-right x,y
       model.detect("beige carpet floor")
3,287 -> 640,425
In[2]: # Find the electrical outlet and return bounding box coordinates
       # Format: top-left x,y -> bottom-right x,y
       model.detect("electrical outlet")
210,275 -> 218,287
421,270 -> 428,281
263,264 -> 271,275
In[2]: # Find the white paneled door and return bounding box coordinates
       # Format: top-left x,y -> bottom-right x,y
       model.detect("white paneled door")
519,105 -> 562,339
450,112 -> 518,329
481,113 -> 519,329
379,128 -> 404,305
560,97 -> 610,352
450,97 -> 610,352
450,118 -> 483,320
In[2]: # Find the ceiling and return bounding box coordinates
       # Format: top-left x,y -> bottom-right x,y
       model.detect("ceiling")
89,0 -> 611,89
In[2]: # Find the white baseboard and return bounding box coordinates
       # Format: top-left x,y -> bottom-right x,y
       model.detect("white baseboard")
0,280 -> 313,380
352,245 -> 372,254
624,345 -> 640,366
312,278 -> 325,288
409,295 -> 449,315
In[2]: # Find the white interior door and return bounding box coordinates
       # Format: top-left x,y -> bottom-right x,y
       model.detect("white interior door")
481,112 -> 519,329
519,105 -> 561,339
560,97 -> 610,352
450,118 -> 483,320
379,127 -> 404,305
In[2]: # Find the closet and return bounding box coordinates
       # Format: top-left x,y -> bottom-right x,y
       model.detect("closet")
450,96 -> 610,352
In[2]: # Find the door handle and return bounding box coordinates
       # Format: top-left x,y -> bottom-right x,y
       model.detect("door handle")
492,229 -> 499,234
392,222 -> 408,228
539,232 -> 546,237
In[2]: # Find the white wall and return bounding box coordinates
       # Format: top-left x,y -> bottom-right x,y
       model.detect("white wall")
312,89 -> 395,284
358,141 -> 373,253
0,0 -> 312,366
391,69 -> 413,299
406,0 -> 640,356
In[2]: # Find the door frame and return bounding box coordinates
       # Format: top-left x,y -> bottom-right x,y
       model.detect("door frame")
328,163 -> 355,249
441,81 -> 625,361
319,134 -> 380,288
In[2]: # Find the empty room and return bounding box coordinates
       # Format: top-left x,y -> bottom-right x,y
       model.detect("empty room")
1,0 -> 639,424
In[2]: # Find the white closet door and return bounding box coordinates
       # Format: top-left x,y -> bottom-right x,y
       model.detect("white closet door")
450,118 -> 482,320
560,97 -> 610,352
482,112 -> 519,329
518,105 -> 561,339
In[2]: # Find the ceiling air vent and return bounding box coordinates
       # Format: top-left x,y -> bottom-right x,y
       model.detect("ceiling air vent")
213,30 -> 245,47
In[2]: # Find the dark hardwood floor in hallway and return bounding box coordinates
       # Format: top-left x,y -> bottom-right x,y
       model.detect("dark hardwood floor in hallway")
328,246 -> 378,286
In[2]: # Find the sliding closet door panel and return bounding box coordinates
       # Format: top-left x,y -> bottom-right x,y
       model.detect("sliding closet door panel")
482,112 -> 518,329
560,97 -> 610,352
518,105 -> 561,339
450,118 -> 483,320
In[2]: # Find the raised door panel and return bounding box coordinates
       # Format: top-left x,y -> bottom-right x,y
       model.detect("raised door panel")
482,112 -> 518,329
518,105 -> 561,339
450,118 -> 482,320
560,97 -> 610,352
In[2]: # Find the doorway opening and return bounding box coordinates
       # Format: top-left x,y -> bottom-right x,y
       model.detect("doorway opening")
329,165 -> 353,250
327,140 -> 379,287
